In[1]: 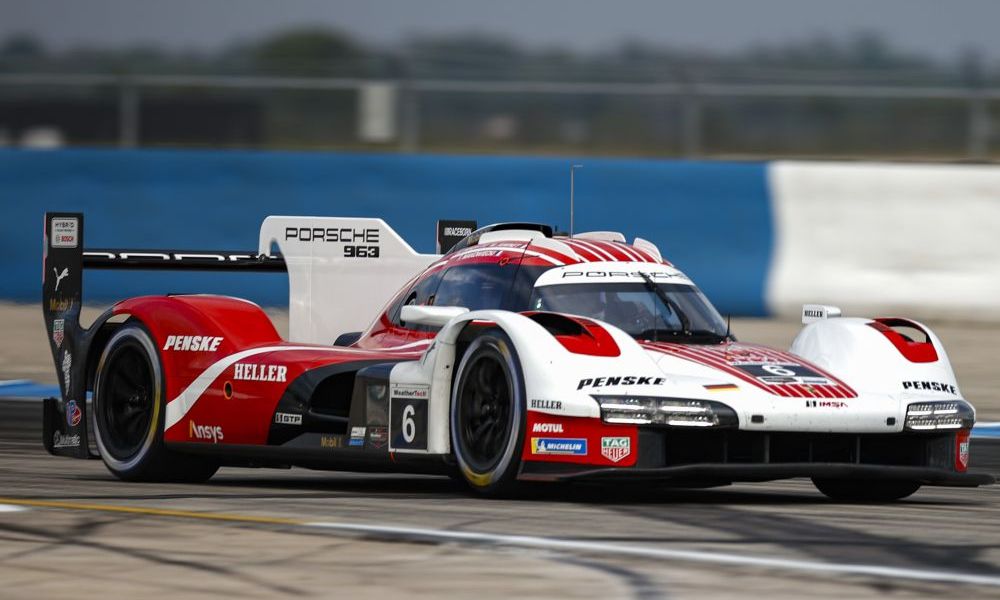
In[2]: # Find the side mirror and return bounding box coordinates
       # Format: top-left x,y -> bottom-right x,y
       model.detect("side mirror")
400,304 -> 469,328
802,304 -> 842,325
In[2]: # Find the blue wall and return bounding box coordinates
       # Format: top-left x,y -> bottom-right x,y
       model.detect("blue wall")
1,149 -> 773,315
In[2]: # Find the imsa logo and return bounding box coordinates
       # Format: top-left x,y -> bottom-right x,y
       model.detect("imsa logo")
601,436 -> 631,463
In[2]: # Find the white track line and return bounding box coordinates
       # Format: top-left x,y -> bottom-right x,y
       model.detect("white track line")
305,521 -> 1000,587
0,504 -> 28,513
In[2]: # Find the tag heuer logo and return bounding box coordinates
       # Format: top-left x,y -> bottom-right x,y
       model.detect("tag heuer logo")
601,436 -> 631,463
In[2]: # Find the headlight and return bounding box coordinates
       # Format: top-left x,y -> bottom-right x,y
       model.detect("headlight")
594,396 -> 738,428
905,401 -> 974,431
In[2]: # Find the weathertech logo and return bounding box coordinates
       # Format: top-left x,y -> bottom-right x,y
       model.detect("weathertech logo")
189,421 -> 224,443
164,335 -> 223,352
601,436 -> 631,463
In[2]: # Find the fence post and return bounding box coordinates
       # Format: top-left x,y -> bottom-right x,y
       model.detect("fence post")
399,80 -> 420,153
117,77 -> 139,148
967,93 -> 990,160
681,89 -> 702,157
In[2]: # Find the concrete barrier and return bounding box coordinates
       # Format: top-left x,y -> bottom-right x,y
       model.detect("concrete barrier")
3,149 -> 997,320
767,161 -> 1000,321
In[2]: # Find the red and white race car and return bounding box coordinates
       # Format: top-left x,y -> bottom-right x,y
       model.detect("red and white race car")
42,213 -> 992,500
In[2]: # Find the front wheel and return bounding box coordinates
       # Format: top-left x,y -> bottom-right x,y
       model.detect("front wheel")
451,330 -> 526,497
93,323 -> 218,482
812,478 -> 921,502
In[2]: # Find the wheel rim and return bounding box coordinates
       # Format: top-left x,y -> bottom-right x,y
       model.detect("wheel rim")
99,342 -> 154,460
457,352 -> 513,473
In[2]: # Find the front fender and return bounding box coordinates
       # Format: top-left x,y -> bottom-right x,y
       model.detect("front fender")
437,310 -> 667,419
790,317 -> 967,407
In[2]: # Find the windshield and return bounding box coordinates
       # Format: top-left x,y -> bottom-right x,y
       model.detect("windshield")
528,282 -> 730,342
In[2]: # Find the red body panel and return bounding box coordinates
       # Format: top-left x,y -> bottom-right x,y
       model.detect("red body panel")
114,295 -> 424,445
523,411 -> 638,467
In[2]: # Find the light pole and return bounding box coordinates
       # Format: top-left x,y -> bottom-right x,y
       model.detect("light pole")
570,164 -> 583,236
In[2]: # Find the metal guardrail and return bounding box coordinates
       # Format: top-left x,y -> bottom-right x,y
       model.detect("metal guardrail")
1,72 -> 996,157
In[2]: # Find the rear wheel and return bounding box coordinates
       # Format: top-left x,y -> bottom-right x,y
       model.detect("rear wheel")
93,324 -> 218,482
451,330 -> 525,496
812,478 -> 920,502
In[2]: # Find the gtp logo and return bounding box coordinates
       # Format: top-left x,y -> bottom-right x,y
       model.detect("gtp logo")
188,420 -> 224,443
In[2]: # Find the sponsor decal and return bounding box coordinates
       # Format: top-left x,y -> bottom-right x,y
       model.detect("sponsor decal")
704,383 -> 738,392
803,309 -> 823,319
532,422 -> 564,433
65,399 -> 82,427
188,421 -> 224,443
805,400 -> 849,409
367,425 -> 388,448
902,381 -> 957,395
529,399 -> 562,410
560,271 -> 679,281
233,363 -> 287,382
52,318 -> 65,348
284,227 -> 379,244
48,298 -> 73,312
61,350 -> 72,391
274,412 -> 302,425
577,376 -> 665,390
454,248 -> 506,262
320,435 -> 343,449
959,440 -> 970,469
52,431 -> 81,448
349,426 -> 366,447
391,384 -> 430,399
601,436 -> 631,463
51,217 -> 79,248
163,335 -> 223,352
735,363 -> 833,386
389,396 -> 428,451
530,438 -> 587,456
52,267 -> 69,291
444,226 -> 473,237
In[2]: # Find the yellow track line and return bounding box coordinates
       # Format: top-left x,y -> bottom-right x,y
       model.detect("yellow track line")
0,497 -> 302,526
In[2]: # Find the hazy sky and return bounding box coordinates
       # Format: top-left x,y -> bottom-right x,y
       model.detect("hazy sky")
1,0 -> 998,62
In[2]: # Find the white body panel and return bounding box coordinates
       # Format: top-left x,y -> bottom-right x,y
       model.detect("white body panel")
258,216 -> 437,344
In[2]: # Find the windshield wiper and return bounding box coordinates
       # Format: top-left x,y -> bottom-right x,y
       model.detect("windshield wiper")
638,272 -> 691,338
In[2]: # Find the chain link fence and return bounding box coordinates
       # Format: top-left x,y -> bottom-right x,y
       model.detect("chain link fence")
1,72 -> 997,160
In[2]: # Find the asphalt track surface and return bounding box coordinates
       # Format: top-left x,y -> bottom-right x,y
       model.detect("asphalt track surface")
2,305 -> 1000,598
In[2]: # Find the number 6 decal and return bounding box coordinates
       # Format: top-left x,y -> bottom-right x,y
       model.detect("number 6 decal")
390,387 -> 428,451
402,404 -> 416,443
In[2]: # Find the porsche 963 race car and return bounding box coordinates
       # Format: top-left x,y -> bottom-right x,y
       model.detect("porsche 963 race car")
41,213 -> 993,500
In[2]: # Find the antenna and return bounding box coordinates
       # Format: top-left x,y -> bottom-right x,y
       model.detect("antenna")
569,164 -> 583,236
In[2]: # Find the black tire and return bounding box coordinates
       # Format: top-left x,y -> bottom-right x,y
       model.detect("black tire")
812,478 -> 921,502
450,330 -> 526,497
93,323 -> 218,483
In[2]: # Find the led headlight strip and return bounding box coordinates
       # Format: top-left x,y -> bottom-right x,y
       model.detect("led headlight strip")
904,401 -> 974,431
594,396 -> 738,428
